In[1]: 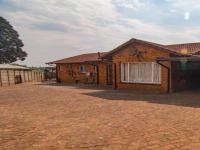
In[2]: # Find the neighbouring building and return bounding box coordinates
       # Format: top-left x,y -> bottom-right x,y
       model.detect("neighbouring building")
48,38 -> 200,93
0,64 -> 44,86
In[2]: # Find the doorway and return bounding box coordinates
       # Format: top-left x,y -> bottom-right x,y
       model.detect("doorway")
106,63 -> 112,85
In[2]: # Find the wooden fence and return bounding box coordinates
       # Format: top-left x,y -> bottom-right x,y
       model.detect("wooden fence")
0,69 -> 44,87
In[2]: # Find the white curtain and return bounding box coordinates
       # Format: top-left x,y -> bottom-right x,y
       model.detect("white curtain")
121,62 -> 161,84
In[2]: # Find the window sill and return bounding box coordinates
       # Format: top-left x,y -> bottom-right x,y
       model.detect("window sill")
120,81 -> 161,85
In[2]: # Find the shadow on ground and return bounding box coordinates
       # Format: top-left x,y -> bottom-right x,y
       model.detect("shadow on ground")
84,90 -> 200,108
37,81 -> 200,108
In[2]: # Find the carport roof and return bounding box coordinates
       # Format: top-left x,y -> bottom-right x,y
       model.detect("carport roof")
156,56 -> 200,62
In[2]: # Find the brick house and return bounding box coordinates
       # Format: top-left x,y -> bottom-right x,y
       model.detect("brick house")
101,38 -> 200,93
48,38 -> 200,93
48,52 -> 113,85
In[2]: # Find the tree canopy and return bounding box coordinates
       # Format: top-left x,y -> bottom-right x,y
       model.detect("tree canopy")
0,16 -> 27,64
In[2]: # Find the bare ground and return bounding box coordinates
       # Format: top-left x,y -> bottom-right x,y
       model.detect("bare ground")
0,82 -> 200,150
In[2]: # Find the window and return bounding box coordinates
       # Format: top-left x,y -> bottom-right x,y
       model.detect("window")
121,62 -> 161,84
80,65 -> 86,73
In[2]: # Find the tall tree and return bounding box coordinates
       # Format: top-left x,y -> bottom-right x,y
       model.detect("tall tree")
0,16 -> 27,64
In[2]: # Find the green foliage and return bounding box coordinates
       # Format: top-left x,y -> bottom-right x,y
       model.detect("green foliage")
0,16 -> 27,63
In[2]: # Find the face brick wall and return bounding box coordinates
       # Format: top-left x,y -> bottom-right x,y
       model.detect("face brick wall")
112,42 -> 171,93
57,63 -> 97,84
57,62 -> 109,85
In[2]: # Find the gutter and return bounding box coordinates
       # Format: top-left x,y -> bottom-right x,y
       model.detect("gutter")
156,60 -> 171,93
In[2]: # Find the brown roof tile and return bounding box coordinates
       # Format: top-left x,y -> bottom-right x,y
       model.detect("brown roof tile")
48,52 -> 107,64
101,38 -> 186,59
166,43 -> 200,54
101,38 -> 200,59
48,39 -> 200,64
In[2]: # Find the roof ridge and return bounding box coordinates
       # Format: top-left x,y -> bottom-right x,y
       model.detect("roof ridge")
130,38 -> 164,46
130,38 -> 183,54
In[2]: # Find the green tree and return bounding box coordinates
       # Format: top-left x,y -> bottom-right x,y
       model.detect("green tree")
0,16 -> 27,63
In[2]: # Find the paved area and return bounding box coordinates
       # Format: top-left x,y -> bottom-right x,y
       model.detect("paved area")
0,82 -> 200,150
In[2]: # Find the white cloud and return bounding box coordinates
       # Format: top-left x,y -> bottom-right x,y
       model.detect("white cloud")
165,0 -> 200,10
1,0 -> 200,66
114,0 -> 147,10
184,12 -> 190,20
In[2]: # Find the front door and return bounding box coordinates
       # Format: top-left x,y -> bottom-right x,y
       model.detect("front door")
106,63 -> 112,85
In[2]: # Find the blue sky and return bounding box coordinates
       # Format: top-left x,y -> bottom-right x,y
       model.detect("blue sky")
1,0 -> 200,66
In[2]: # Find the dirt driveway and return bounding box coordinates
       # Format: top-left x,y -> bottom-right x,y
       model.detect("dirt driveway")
0,82 -> 200,150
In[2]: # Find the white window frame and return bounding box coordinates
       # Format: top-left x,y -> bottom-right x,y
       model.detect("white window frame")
121,62 -> 161,84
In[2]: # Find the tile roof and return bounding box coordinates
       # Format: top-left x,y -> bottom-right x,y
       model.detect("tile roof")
101,38 -> 200,59
48,39 -> 200,64
101,38 -> 187,59
166,43 -> 200,55
48,52 -> 107,64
